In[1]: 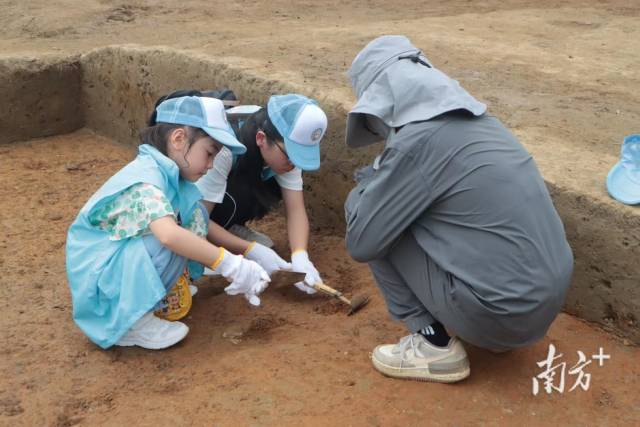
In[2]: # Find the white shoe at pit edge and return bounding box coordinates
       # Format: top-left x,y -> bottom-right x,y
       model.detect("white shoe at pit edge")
371,333 -> 470,383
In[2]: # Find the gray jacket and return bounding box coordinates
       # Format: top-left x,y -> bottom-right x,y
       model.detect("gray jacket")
345,113 -> 574,313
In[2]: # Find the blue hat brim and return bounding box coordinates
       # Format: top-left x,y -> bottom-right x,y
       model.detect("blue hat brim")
606,163 -> 640,205
202,126 -> 246,155
284,138 -> 320,171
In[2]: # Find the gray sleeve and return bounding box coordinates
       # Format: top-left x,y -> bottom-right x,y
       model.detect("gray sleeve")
345,148 -> 434,262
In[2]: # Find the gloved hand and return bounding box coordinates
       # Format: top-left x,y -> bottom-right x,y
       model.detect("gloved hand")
244,242 -> 292,275
291,250 -> 321,295
212,248 -> 270,306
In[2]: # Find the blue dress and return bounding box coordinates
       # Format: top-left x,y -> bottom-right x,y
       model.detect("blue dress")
66,144 -> 205,348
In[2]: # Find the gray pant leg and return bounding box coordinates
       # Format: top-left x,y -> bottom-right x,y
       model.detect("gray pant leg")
368,257 -> 436,333
370,232 -> 480,343
375,232 -> 550,351
379,232 -> 459,332
370,230 -> 510,350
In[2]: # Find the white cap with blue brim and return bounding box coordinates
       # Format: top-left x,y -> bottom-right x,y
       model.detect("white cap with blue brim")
267,94 -> 327,171
155,96 -> 247,155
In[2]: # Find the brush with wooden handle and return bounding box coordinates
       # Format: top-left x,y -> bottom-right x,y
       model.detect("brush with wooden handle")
310,282 -> 369,315
271,270 -> 370,315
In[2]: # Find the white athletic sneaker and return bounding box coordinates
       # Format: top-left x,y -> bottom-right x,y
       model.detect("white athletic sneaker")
189,284 -> 198,297
116,312 -> 189,350
371,333 -> 470,383
229,224 -> 274,248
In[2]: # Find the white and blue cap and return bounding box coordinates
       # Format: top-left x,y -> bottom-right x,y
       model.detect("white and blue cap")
607,134 -> 640,205
267,94 -> 327,171
155,96 -> 246,155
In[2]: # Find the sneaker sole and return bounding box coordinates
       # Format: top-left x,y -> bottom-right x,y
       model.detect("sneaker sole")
371,355 -> 471,383
116,327 -> 189,350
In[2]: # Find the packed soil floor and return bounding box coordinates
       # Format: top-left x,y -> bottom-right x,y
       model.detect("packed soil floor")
2,0 -> 640,426
1,132 -> 638,426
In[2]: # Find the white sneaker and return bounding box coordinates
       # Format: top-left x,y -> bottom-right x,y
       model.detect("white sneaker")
229,224 -> 274,248
116,312 -> 189,350
371,333 -> 470,383
189,284 -> 198,297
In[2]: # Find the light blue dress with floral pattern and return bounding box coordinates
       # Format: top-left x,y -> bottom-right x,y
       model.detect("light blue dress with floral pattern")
66,144 -> 207,348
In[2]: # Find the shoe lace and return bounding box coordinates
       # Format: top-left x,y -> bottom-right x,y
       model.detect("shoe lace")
395,333 -> 421,368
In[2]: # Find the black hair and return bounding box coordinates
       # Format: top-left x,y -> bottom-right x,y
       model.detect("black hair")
147,90 -> 203,126
139,123 -> 208,162
226,107 -> 284,221
232,107 -> 282,180
143,89 -> 222,163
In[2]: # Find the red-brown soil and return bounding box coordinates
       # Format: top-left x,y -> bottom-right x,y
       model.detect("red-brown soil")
2,0 -> 640,425
1,131 -> 638,426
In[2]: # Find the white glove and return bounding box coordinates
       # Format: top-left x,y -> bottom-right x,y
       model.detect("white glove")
244,242 -> 292,275
291,250 -> 321,295
212,249 -> 270,306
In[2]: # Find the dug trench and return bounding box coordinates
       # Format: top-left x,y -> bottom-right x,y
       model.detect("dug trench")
1,47 -> 639,425
2,45 -> 638,342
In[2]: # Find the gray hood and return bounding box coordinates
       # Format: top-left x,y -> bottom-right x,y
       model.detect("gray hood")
346,35 -> 487,148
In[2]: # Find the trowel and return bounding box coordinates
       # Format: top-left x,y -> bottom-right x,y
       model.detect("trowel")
272,270 -> 370,316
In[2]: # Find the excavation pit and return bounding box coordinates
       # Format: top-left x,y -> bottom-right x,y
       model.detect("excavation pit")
1,45 -> 638,345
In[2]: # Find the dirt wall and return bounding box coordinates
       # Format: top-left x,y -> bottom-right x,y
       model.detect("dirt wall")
552,185 -> 640,342
0,55 -> 83,144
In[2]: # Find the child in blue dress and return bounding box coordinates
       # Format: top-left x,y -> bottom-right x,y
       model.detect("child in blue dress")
66,96 -> 270,350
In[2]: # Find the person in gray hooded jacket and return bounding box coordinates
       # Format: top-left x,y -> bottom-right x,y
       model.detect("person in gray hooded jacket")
344,35 -> 573,383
